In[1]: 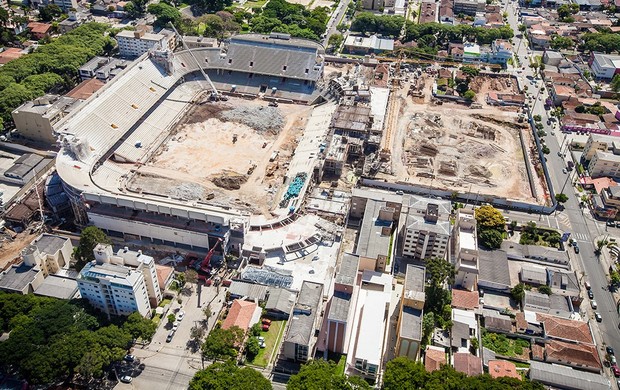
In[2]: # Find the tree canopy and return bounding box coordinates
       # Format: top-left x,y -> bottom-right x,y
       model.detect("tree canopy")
0,293 -> 140,385
148,3 -> 182,28
350,13 -> 405,37
249,0 -> 330,41
423,257 -> 454,328
202,326 -> 245,361
287,360 -> 371,390
475,205 -> 506,249
581,32 -> 620,54
74,226 -> 112,271
189,361 -> 272,390
383,357 -> 545,390
0,23 -> 113,124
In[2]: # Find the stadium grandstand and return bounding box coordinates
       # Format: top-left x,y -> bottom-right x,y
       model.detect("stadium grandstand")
55,33 -> 326,253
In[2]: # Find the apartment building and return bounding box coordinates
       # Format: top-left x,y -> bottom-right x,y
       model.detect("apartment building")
582,133 -> 619,161
453,209 -> 479,291
77,243 -> 163,317
588,150 -> 620,179
325,253 -> 359,354
401,196 -> 451,261
116,29 -> 169,57
395,264 -> 425,360
588,52 -> 620,80
453,0 -> 485,15
12,95 -> 82,144
356,199 -> 395,273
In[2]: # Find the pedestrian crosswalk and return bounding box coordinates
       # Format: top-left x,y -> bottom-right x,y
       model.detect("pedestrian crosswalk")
571,232 -> 589,241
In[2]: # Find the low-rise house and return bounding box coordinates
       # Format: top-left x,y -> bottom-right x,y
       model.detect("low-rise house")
486,92 -> 525,106
265,288 -> 296,319
537,313 -> 593,344
425,346 -> 446,372
453,352 -> 483,376
282,281 -> 323,362
395,264 -> 425,360
543,339 -> 601,372
523,291 -> 573,318
228,280 -> 268,302
488,360 -> 520,380
222,299 -> 260,331
520,264 -> 547,286
451,308 -> 478,350
419,0 -> 437,23
452,289 -> 479,311
27,22 -> 51,40
0,47 -> 26,65
547,269 -> 579,295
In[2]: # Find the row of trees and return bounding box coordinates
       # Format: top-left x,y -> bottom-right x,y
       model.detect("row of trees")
190,357 -> 545,389
581,32 -> 620,54
250,0 -> 331,41
0,23 -> 114,126
0,293 -> 156,385
422,257 -> 455,345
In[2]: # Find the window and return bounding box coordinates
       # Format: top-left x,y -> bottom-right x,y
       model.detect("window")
228,59 -> 232,64
250,61 -> 254,67
305,68 -> 309,74
283,65 -> 287,71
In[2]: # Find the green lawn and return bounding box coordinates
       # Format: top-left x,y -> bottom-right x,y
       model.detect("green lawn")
152,313 -> 162,326
249,320 -> 287,367
158,298 -> 171,307
482,331 -> 530,358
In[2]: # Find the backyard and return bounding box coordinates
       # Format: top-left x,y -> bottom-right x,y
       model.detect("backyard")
249,320 -> 287,368
518,223 -> 561,248
482,330 -> 531,359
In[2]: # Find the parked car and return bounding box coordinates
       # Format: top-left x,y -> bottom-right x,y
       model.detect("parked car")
123,354 -> 135,363
262,324 -> 270,331
120,376 -> 132,383
585,281 -> 591,290
596,312 -> 603,322
262,319 -> 272,326
259,340 -> 266,348
612,364 -> 620,377
166,331 -> 174,343
574,244 -> 580,254
588,290 -> 594,300
562,168 -> 567,174
611,355 -> 617,365
172,322 -> 179,331
607,346 -> 615,356
177,311 -> 185,321
591,300 -> 598,309
608,221 -> 615,227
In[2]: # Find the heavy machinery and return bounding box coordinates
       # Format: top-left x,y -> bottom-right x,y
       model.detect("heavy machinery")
199,238 -> 223,275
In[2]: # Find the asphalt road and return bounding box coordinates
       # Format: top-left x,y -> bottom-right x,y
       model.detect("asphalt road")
506,2 -> 620,381
322,0 -> 352,48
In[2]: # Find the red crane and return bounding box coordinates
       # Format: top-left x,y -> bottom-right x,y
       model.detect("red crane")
200,238 -> 223,274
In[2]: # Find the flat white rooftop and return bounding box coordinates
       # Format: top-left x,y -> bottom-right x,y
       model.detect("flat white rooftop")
354,289 -> 389,365
459,228 -> 476,251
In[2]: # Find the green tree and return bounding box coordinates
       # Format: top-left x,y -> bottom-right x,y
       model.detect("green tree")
287,359 -> 371,390
463,90 -> 475,100
610,270 -> 620,286
479,228 -> 503,249
168,313 -> 176,324
475,205 -> 505,231
383,357 -> 427,390
424,257 -> 455,324
39,4 -> 62,22
250,322 -> 262,336
190,0 -> 233,14
74,226 -> 112,271
148,3 -> 182,28
542,145 -> 550,155
538,285 -> 552,295
511,283 -> 526,303
245,336 -> 260,359
123,311 -> 157,341
555,193 -> 568,203
611,74 -> 620,92
202,326 -> 245,361
518,24 -> 526,33
422,312 -> 435,342
328,33 -> 344,49
550,35 -> 574,50
191,325 -> 205,342
189,361 -> 272,390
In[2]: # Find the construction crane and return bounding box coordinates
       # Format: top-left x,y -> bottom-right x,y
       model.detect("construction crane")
167,22 -> 222,101
199,237 -> 223,275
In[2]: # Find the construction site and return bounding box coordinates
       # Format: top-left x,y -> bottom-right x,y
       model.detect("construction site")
127,97 -> 314,217
386,68 -> 544,204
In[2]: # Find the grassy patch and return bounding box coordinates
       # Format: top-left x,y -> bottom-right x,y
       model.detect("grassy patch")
245,0 -> 268,8
152,313 -> 162,326
196,22 -> 206,35
335,354 -> 346,376
519,226 -> 561,248
249,320 -> 287,367
482,331 -> 530,357
387,233 -> 394,266
158,298 -> 171,307
514,361 -> 530,368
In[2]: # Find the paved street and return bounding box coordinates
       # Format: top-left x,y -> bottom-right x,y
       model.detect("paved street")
505,3 -> 620,384
115,284 -> 227,390
322,0 -> 352,48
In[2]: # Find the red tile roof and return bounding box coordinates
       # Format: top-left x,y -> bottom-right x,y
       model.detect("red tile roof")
222,299 -> 257,331
531,343 -> 545,361
65,78 -> 105,100
424,346 -> 446,372
536,314 -> 593,344
488,360 -> 520,380
452,289 -> 479,310
27,22 -> 51,35
453,352 -> 483,376
515,312 -> 527,332
155,264 -> 174,290
0,48 -> 24,65
545,340 -> 601,370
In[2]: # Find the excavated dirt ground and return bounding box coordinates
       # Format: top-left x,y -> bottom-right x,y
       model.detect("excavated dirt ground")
128,97 -> 313,217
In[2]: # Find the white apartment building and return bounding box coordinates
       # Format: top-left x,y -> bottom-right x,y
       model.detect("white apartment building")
588,150 -> 620,179
116,30 -> 169,57
28,0 -> 78,12
589,53 -> 620,80
78,261 -> 151,318
77,244 -> 163,317
401,196 -> 452,261
453,209 -> 479,291
582,133 -> 619,161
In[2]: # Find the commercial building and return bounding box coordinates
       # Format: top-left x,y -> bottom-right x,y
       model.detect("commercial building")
325,253 -> 359,354
282,281 -> 323,362
395,264 -> 424,360
452,209 -> 478,291
116,29 -> 170,57
12,95 -> 82,144
401,196 -> 451,261
529,361 -> 610,390
343,35 -> 394,55
486,40 -> 513,65
77,244 -> 163,317
356,199 -> 394,273
588,52 -> 620,80
28,0 -> 78,11
265,288 -> 296,319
